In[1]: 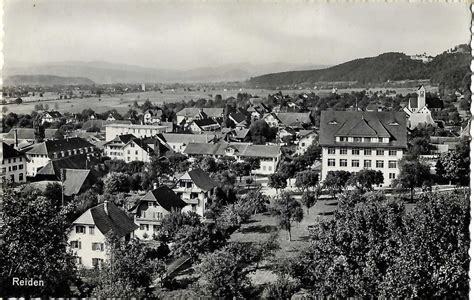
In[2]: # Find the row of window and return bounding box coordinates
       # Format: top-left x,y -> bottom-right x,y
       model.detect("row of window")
5,164 -> 24,172
52,147 -> 93,159
1,173 -> 24,182
1,157 -> 23,164
328,148 -> 398,156
327,159 -> 397,169
139,211 -> 164,220
75,225 -> 95,234
338,137 -> 386,143
139,224 -> 161,231
70,241 -> 104,251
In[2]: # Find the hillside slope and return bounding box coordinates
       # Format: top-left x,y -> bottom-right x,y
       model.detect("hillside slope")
248,46 -> 470,90
4,75 -> 95,86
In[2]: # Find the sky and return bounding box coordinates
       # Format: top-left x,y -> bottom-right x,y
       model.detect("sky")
4,1 -> 472,70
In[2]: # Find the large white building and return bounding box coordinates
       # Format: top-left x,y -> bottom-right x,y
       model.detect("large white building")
319,111 -> 407,186
68,201 -> 137,269
156,133 -> 217,154
1,142 -> 27,183
103,134 -> 167,162
25,137 -> 96,177
105,123 -> 172,142
183,142 -> 281,175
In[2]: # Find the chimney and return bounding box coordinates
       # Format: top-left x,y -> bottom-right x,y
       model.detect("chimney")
104,199 -> 109,215
153,182 -> 158,190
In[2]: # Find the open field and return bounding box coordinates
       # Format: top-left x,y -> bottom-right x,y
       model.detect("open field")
1,86 -> 437,115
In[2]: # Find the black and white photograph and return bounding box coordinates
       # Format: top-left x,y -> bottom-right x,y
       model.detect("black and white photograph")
0,1 -> 472,298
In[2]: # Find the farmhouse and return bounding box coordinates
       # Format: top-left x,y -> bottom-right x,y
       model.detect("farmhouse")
319,111 -> 407,186
41,110 -> 63,124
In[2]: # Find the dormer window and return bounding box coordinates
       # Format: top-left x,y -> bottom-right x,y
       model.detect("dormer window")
354,137 -> 362,143
340,137 -> 348,142
378,138 -> 384,143
364,137 -> 371,143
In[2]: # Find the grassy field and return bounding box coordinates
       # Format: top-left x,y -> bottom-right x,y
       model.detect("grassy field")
1,86 -> 435,116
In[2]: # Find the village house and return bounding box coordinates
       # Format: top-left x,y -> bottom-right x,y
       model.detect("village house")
35,153 -> 99,181
106,111 -> 122,122
105,123 -> 172,141
173,168 -> 218,217
129,185 -> 187,240
223,128 -> 251,143
176,107 -> 224,126
229,110 -> 251,128
1,142 -> 27,183
319,111 -> 407,186
189,118 -> 221,133
25,137 -> 96,177
143,108 -> 163,124
276,112 -> 312,129
296,130 -> 318,155
41,110 -> 63,124
403,85 -> 436,129
247,103 -> 270,121
68,200 -> 137,269
184,142 -> 281,175
156,133 -> 217,154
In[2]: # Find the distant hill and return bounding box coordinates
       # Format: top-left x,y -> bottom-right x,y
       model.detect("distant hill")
3,61 -> 330,84
248,45 -> 471,91
4,75 -> 95,86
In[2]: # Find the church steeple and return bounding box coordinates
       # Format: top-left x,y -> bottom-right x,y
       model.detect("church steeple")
417,85 -> 426,110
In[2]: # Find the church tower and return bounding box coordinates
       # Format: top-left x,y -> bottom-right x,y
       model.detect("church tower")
417,85 -> 426,110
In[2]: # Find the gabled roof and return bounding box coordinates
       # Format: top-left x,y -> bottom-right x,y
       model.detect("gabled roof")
234,128 -> 250,139
144,108 -> 163,117
4,127 -> 57,141
276,112 -> 312,127
43,110 -> 62,118
319,111 -> 407,148
229,112 -> 248,124
139,185 -> 187,212
186,168 -> 218,191
36,154 -> 91,177
26,137 -> 95,155
158,133 -> 217,144
104,134 -> 136,146
63,169 -> 92,196
176,107 -> 223,118
82,120 -> 131,131
0,142 -> 25,160
184,142 -> 281,158
74,201 -> 138,237
193,118 -> 220,128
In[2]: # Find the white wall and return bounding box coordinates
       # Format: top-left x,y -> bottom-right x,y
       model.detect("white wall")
1,155 -> 26,183
68,224 -> 107,269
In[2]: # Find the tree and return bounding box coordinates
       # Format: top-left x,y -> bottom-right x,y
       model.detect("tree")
437,137 -> 470,186
33,114 -> 45,143
291,190 -> 469,298
393,157 -> 431,201
409,137 -> 434,156
349,169 -> 384,192
243,190 -> 269,214
171,224 -> 226,261
249,120 -> 273,144
243,157 -> 261,172
104,172 -> 130,194
156,211 -> 202,242
232,161 -> 251,182
295,170 -> 319,191
92,234 -> 166,298
262,276 -> 299,300
270,192 -> 304,241
323,170 -> 351,197
196,248 -> 252,298
301,190 -> 317,215
268,172 -> 287,192
0,188 -> 77,296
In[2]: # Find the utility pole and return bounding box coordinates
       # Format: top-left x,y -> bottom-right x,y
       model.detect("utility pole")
60,168 -> 64,206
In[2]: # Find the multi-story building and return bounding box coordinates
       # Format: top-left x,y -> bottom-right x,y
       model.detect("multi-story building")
1,142 -> 27,183
184,142 -> 281,175
129,185 -> 187,240
68,200 -> 137,269
319,111 -> 407,186
25,137 -> 96,177
105,123 -> 172,142
104,134 -> 166,162
173,168 -> 218,217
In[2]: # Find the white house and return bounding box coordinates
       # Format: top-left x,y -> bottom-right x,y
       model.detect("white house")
319,111 -> 407,186
68,201 -> 137,269
41,111 -> 63,124
189,118 -> 221,133
176,107 -> 223,126
143,109 -> 163,125
184,142 -> 281,175
25,137 -> 96,177
403,85 -> 436,129
104,134 -> 166,162
296,130 -> 318,155
173,168 -> 218,217
1,142 -> 27,183
129,185 -> 187,240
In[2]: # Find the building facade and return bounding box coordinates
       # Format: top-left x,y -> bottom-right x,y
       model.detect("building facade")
105,123 -> 172,142
319,111 -> 407,186
1,142 -> 27,183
